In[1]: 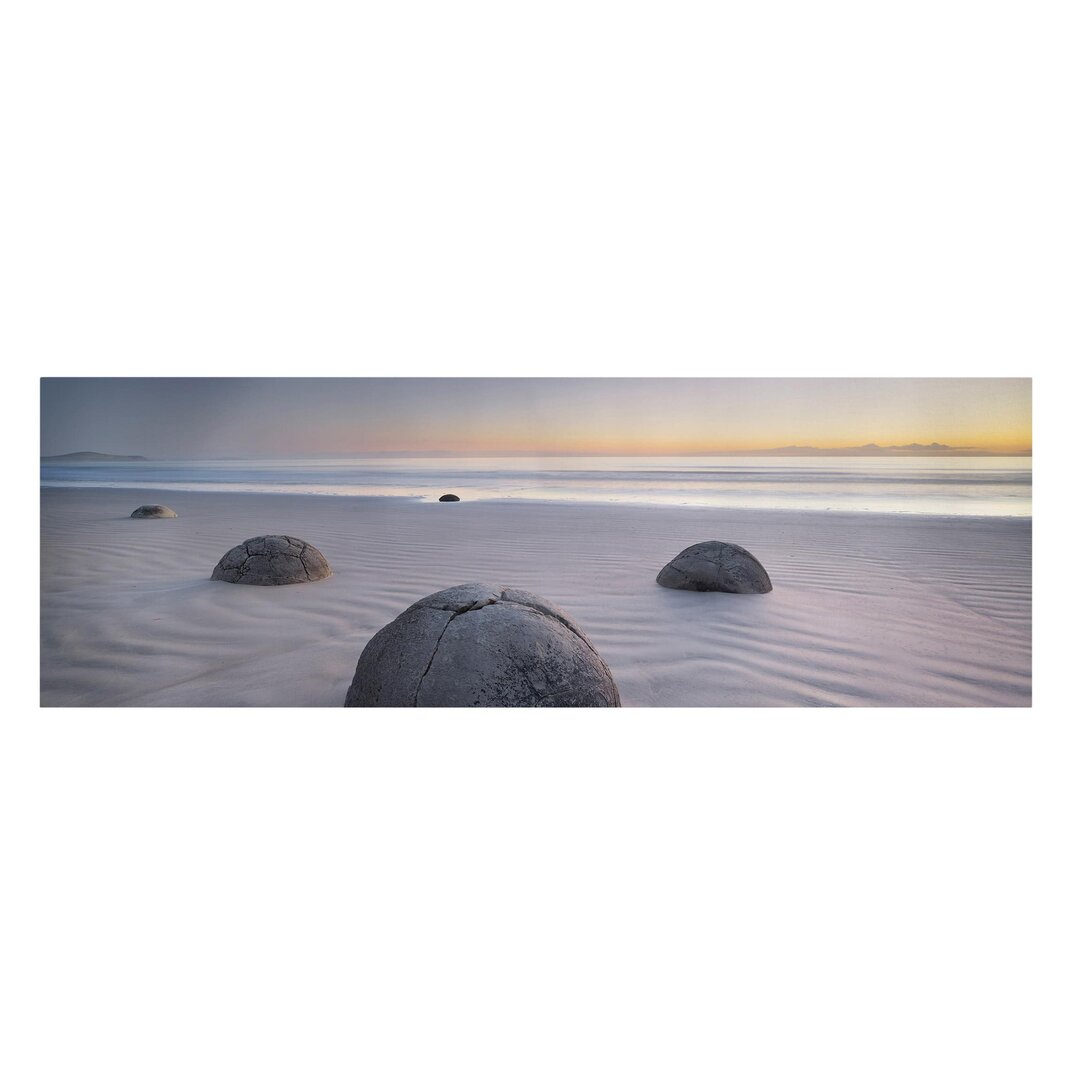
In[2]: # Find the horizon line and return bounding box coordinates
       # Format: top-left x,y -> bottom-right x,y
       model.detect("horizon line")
42,444 -> 1033,460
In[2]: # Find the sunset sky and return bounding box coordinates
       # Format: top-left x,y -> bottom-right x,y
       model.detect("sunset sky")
40,378 -> 1032,458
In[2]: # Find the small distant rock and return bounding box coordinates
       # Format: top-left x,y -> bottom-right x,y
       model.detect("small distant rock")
130,504 -> 178,519
438,493 -> 461,502
656,541 -> 772,593
345,583 -> 620,707
211,535 -> 332,586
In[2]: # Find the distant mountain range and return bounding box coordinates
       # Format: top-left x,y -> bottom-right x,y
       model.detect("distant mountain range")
41,451 -> 148,462
748,443 -> 1019,457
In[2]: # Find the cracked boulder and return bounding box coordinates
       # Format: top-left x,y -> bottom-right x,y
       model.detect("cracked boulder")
344,583 -> 620,707
210,535 -> 332,586
656,541 -> 772,593
130,504 -> 178,518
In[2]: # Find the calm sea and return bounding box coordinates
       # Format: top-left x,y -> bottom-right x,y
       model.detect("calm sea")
40,455 -> 1032,516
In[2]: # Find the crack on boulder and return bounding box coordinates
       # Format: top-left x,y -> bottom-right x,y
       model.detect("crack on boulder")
413,607 -> 474,704
498,590 -> 603,660
419,596 -> 499,615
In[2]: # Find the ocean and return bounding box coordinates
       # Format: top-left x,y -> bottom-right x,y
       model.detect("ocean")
40,455 -> 1032,516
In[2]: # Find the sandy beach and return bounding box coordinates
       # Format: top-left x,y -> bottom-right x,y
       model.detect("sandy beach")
40,487 -> 1031,707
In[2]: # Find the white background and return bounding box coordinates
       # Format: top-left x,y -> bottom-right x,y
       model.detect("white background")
3,1 -> 1076,1077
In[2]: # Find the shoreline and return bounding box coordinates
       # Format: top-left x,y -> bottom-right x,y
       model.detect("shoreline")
40,486 -> 1032,708
40,483 -> 1033,523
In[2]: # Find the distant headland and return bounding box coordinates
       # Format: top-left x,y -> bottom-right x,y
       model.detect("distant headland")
743,443 -> 1021,457
41,451 -> 148,462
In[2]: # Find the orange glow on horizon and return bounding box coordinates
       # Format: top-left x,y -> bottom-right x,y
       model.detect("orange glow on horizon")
311,379 -> 1032,457
324,426 -> 1033,457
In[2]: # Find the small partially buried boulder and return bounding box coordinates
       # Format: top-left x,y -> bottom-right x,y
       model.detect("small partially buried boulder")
656,540 -> 772,593
130,504 -> 177,519
345,583 -> 620,707
211,535 -> 331,586
438,493 -> 460,502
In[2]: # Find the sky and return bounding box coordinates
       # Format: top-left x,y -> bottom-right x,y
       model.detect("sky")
40,378 -> 1032,457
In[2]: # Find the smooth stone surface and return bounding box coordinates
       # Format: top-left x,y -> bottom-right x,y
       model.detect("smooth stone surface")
656,540 -> 773,593
130,504 -> 178,519
210,535 -> 332,585
438,494 -> 461,502
345,582 -> 620,707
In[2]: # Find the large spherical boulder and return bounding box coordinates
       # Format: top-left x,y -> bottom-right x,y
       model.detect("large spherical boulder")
438,493 -> 460,502
656,541 -> 772,593
130,504 -> 177,518
345,583 -> 620,707
211,535 -> 331,586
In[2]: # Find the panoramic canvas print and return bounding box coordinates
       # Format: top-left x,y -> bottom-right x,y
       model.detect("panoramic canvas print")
40,377 -> 1032,708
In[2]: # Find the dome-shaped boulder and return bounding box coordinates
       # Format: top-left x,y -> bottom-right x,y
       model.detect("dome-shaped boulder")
345,583 -> 620,707
438,493 -> 460,502
656,541 -> 772,593
130,504 -> 177,518
211,535 -> 331,586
